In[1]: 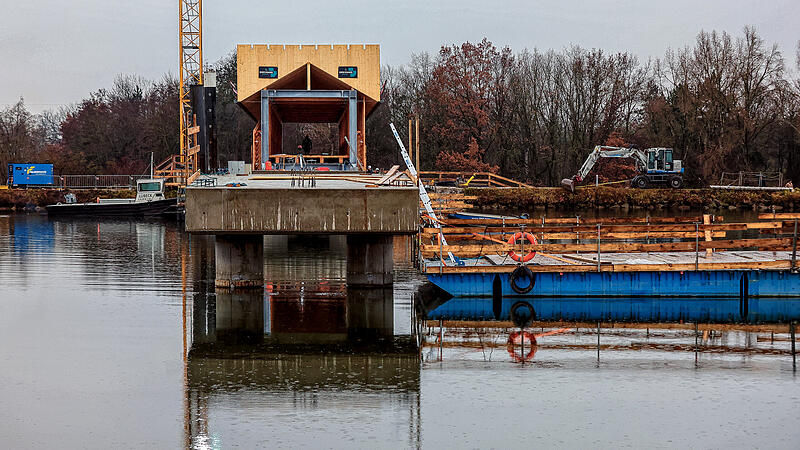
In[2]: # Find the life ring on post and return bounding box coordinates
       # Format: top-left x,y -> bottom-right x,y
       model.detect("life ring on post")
507,232 -> 537,263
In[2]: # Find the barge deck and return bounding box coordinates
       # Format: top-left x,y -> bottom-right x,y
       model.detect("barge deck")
419,212 -> 800,302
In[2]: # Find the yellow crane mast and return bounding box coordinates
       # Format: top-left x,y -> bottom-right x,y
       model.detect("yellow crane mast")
178,0 -> 203,185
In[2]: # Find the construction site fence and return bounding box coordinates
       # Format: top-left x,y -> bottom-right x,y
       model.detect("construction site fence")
10,175 -> 152,189
718,171 -> 786,187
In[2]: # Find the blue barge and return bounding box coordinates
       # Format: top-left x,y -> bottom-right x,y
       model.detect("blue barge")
423,252 -> 800,323
428,269 -> 800,299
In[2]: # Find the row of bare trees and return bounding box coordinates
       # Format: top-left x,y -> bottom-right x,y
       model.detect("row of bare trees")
370,28 -> 800,186
1,27 -> 798,187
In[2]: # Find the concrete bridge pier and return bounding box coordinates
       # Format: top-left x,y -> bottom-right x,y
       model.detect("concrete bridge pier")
346,234 -> 393,287
215,235 -> 264,288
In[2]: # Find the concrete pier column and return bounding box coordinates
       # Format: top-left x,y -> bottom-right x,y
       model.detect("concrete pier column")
346,234 -> 393,286
215,235 -> 264,288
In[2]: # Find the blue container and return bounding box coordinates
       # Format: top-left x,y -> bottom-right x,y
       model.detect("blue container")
9,164 -> 54,186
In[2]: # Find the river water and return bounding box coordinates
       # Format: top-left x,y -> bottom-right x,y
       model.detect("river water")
1,213 -> 798,449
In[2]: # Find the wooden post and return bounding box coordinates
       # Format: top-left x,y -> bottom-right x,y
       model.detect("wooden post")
306,63 -> 311,90
408,119 -> 413,165
415,117 -> 420,186
703,214 -> 713,258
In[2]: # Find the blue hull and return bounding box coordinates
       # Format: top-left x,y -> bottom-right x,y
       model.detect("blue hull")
426,296 -> 800,323
428,270 -> 800,299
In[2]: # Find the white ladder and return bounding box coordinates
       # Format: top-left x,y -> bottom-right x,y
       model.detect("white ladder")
389,123 -> 456,264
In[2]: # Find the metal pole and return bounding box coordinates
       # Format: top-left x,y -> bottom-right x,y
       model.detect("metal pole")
791,219 -> 798,271
439,319 -> 444,361
695,222 -> 700,271
596,322 -> 600,361
439,231 -> 443,274
791,321 -> 796,371
597,224 -> 601,272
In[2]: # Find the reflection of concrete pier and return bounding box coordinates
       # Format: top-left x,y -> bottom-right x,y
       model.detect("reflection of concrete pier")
192,283 -> 401,347
186,279 -> 419,449
185,176 -> 418,288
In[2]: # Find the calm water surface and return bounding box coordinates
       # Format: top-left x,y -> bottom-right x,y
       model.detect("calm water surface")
0,213 -> 798,449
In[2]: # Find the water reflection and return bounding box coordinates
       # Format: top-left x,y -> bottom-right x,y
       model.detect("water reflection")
185,235 -> 421,449
3,214 -> 797,448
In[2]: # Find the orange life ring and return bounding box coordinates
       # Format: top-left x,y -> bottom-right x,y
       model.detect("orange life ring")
507,232 -> 537,262
507,331 -> 537,362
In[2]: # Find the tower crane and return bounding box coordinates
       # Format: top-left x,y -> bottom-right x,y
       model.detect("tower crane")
178,0 -> 203,185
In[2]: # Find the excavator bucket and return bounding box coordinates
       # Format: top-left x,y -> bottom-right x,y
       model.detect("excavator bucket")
561,178 -> 576,192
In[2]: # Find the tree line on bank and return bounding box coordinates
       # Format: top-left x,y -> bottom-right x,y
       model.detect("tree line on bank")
1,27 -> 799,187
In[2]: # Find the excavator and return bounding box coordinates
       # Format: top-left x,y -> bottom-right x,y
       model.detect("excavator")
561,145 -> 684,192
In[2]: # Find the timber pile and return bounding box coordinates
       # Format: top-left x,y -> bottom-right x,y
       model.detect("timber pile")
420,213 -> 800,273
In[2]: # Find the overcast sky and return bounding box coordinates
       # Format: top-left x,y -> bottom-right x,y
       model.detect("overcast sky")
1,0 -> 798,113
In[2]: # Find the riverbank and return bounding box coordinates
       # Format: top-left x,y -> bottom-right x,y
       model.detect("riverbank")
465,187 -> 800,212
0,188 -> 136,211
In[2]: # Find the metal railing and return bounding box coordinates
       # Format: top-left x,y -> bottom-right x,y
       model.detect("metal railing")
718,171 -> 785,187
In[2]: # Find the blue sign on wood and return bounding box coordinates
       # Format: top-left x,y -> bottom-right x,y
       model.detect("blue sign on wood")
338,66 -> 358,78
258,66 -> 278,78
9,163 -> 53,185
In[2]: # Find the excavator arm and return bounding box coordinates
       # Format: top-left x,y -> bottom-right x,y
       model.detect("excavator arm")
562,146 -> 646,191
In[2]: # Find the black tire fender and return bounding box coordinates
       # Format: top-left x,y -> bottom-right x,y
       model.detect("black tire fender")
510,265 -> 535,294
